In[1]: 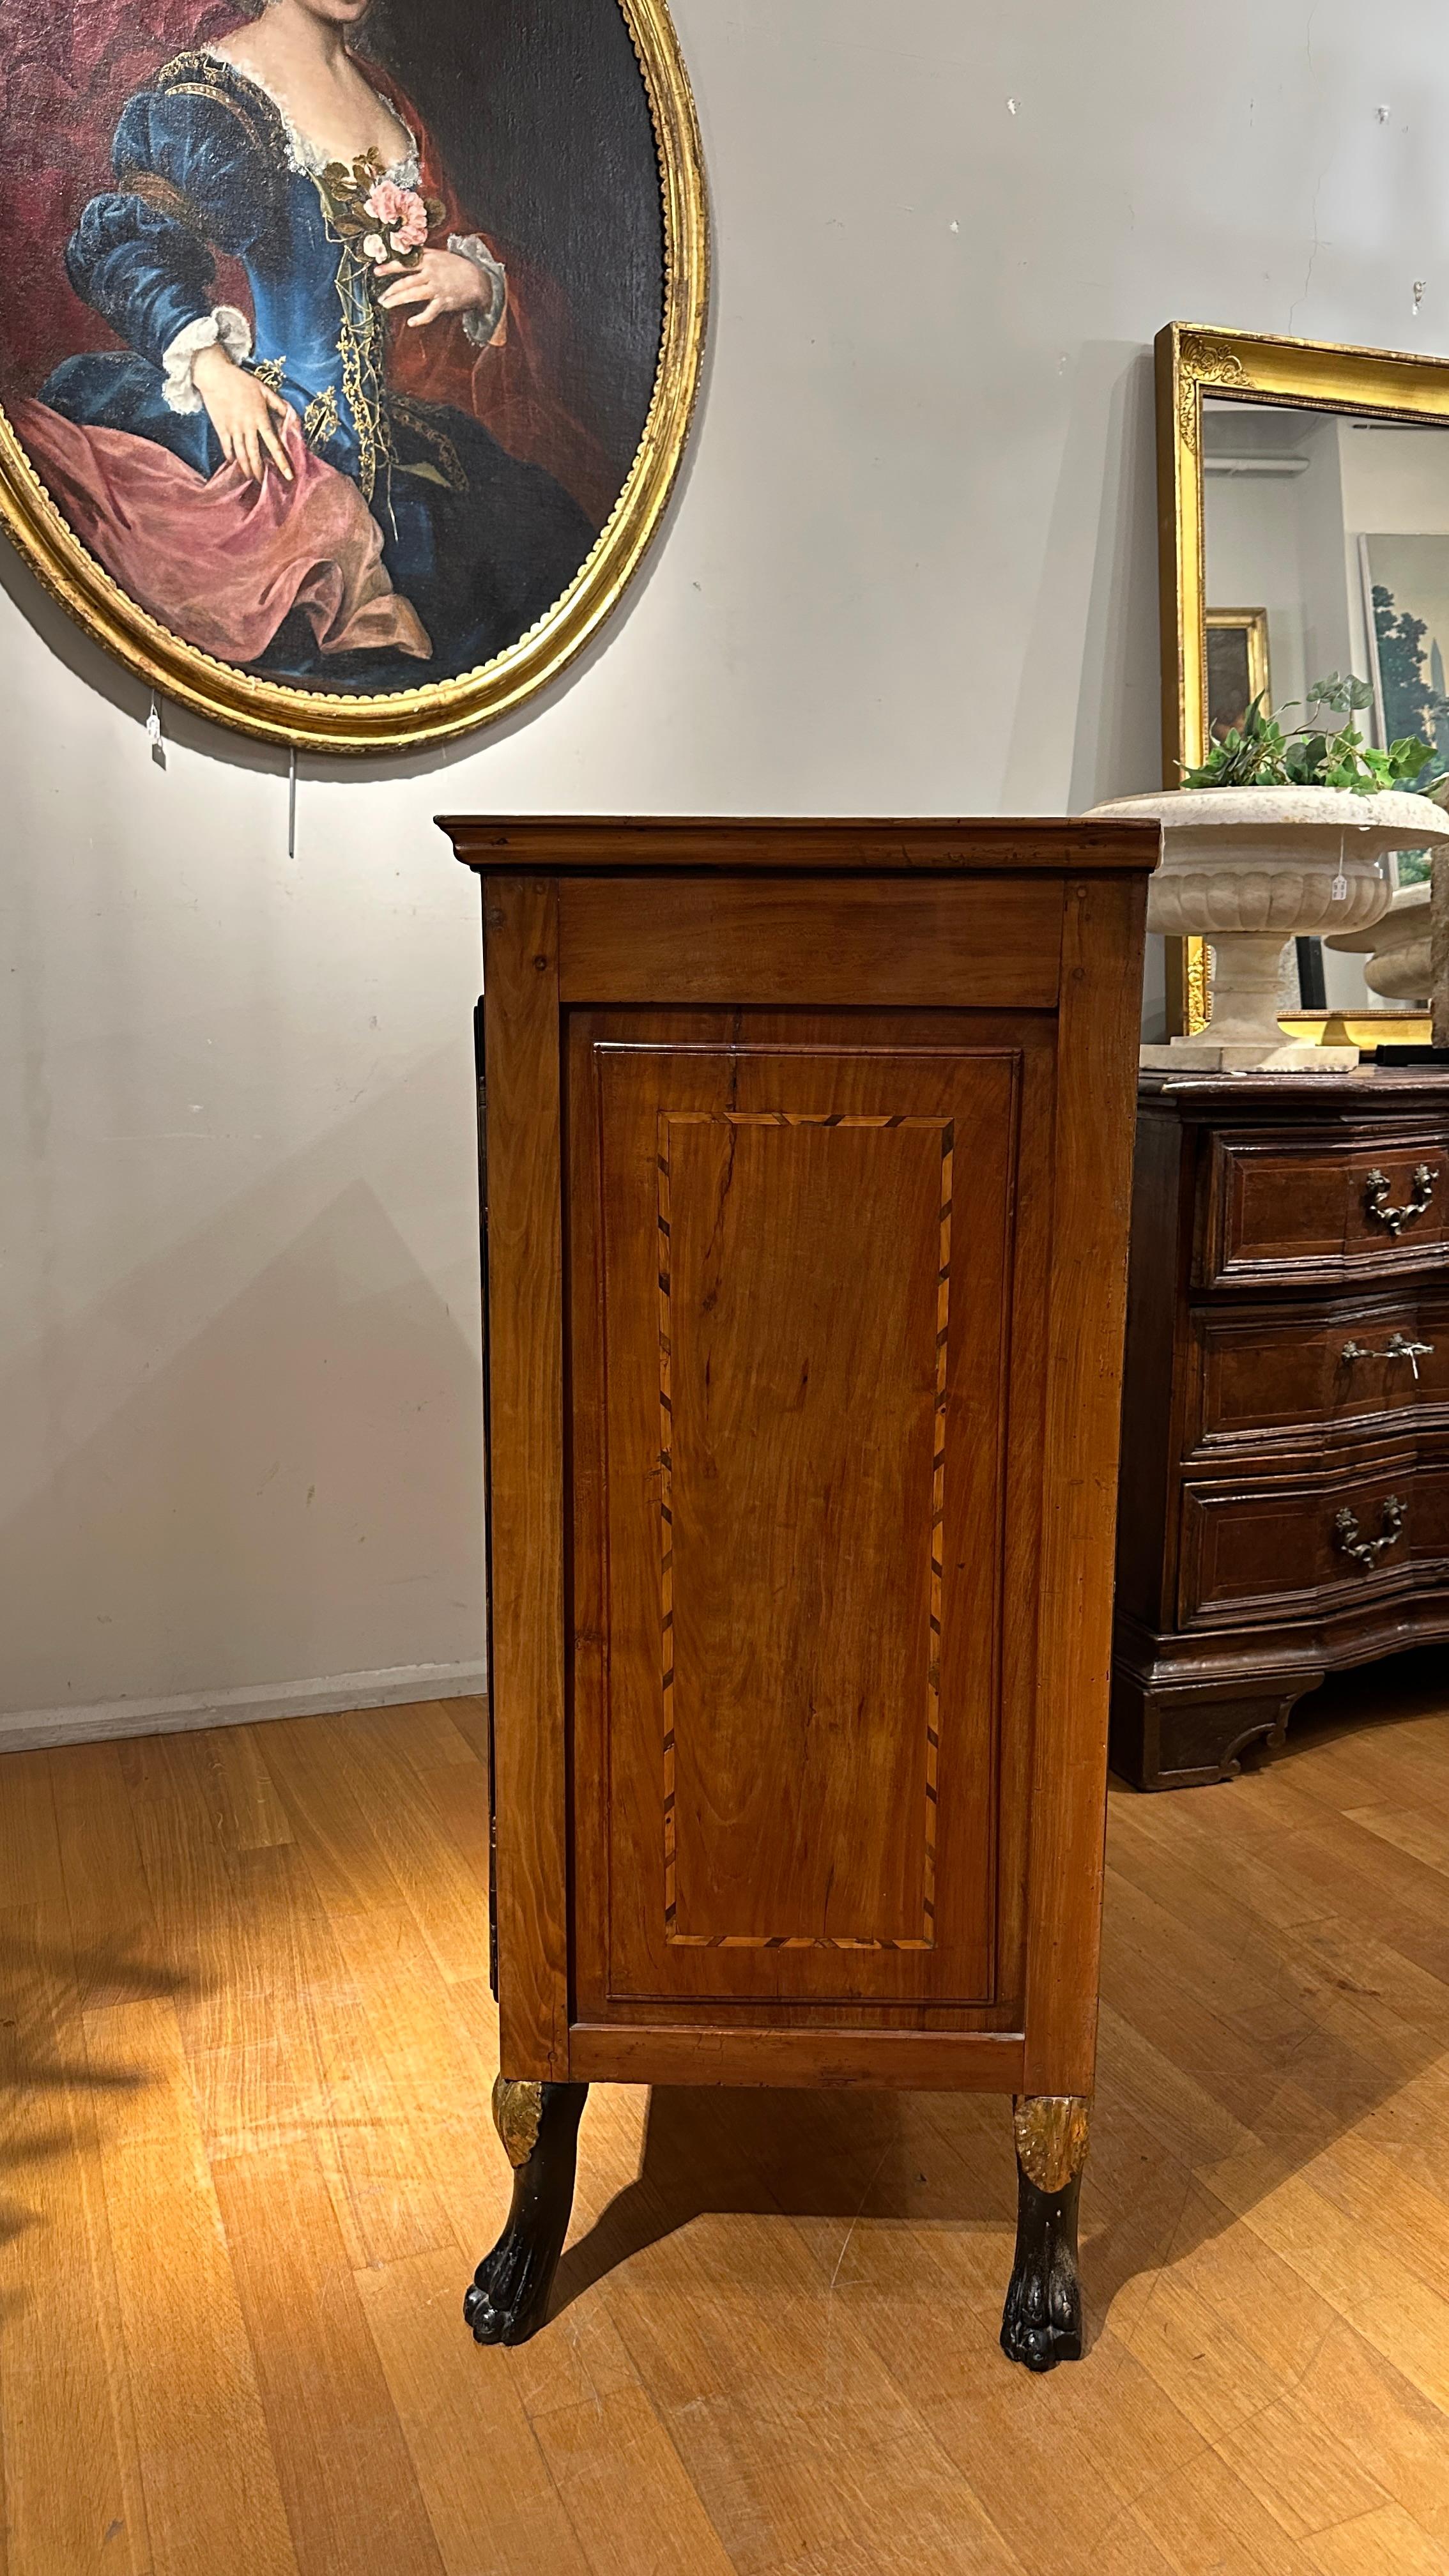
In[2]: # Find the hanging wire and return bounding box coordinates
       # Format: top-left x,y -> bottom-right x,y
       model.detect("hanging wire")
288,744 -> 298,859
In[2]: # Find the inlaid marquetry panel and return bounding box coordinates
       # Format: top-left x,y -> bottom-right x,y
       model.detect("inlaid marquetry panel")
567,1013 -> 1050,2021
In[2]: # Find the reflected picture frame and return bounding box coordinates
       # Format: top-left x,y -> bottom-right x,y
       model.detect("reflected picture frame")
1204,606 -> 1270,739
1156,321 -> 1449,1032
0,0 -> 709,755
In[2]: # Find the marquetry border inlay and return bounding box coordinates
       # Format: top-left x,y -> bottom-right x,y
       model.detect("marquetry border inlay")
656,1110 -> 953,1950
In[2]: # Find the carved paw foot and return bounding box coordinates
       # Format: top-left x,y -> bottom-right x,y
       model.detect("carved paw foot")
1000,2096 -> 1089,2372
464,2076 -> 588,2351
464,2228 -> 556,2347
1000,2218 -> 1084,2372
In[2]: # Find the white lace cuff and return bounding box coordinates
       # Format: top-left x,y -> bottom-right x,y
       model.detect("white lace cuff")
161,305 -> 254,415
449,234 -> 507,349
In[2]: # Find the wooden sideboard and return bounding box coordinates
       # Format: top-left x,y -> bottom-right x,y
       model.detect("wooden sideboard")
441,816 -> 1154,2369
1112,1069 -> 1449,1790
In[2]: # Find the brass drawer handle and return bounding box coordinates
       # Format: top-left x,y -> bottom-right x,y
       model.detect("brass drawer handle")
1341,1333 -> 1435,1380
1365,1164 -> 1436,1237
1333,1494 -> 1406,1567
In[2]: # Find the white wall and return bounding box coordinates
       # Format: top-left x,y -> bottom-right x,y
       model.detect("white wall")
6,0 -> 1449,1745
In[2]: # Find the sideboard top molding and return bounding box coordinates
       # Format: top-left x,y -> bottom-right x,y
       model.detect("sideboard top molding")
438,816 -> 1162,876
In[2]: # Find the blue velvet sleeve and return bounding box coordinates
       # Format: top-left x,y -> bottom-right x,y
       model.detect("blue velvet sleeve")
65,86 -> 274,371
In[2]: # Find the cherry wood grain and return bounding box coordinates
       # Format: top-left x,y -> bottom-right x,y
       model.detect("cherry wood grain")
565,2023 -> 1027,2089
665,1105 -> 945,1945
457,820 -> 1152,2097
479,878 -> 570,2080
556,875 -> 1062,1007
571,1019 -> 1029,2019
443,814 -> 1160,875
1021,875 -> 1149,2097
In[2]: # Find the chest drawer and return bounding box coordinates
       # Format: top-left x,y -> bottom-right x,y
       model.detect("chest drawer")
1189,1293 -> 1449,1455
1199,1131 -> 1449,1290
1177,1457 -> 1449,1627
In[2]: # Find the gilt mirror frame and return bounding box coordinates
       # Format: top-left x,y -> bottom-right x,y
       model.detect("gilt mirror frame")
0,0 -> 708,755
1157,320 -> 1449,1032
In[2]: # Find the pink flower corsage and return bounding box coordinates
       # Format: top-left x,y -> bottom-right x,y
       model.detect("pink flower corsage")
320,150 -> 443,275
362,178 -> 431,263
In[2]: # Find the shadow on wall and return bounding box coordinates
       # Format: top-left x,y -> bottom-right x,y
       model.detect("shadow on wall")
0,1073 -> 486,1723
1000,343 -> 1162,816
998,342 -> 1167,1039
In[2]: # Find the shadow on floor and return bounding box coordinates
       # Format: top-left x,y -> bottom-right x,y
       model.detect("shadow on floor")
1277,1639 -> 1449,1759
0,1924 -> 198,2322
550,1646 -> 1449,2342
549,2078 -> 1011,2326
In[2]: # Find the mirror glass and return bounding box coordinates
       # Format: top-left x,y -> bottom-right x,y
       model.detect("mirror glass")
1202,395 -> 1449,1007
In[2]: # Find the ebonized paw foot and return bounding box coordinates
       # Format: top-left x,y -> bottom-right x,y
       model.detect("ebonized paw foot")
1000,2177 -> 1084,2372
464,2233 -> 558,2347
464,2077 -> 587,2350
1000,2096 -> 1089,2372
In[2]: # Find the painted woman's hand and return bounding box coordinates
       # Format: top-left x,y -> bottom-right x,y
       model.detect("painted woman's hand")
376,247 -> 493,329
193,343 -> 295,482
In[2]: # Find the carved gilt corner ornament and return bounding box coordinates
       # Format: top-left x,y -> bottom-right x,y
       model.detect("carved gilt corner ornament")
492,2073 -> 545,2168
1013,2095 -> 1091,2196
1176,336 -> 1248,450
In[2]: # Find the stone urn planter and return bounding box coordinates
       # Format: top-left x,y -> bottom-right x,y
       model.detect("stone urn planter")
1324,880 -> 1432,1004
1087,786 -> 1449,1068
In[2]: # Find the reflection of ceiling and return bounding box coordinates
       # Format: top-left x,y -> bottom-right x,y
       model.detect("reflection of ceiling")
1202,402 -> 1449,479
1203,400 -> 1310,448
1202,401 -> 1313,475
1205,454 -> 1309,477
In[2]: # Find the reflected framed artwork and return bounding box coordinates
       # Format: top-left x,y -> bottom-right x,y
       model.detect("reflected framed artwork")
0,0 -> 707,750
1204,607 -> 1270,738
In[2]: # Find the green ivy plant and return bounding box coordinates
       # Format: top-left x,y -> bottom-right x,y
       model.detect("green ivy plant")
1183,673 -> 1449,798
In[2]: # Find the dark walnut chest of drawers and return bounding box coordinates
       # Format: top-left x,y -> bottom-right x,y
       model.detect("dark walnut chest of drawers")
1112,1070 -> 1449,1790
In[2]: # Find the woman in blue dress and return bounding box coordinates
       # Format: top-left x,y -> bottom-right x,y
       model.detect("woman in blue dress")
31,0 -> 602,687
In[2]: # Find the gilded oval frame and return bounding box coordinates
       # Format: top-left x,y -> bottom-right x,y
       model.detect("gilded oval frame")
0,0 -> 708,754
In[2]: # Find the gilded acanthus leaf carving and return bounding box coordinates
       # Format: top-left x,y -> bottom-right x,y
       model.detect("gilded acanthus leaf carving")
492,2073 -> 544,2168
1013,2094 -> 1091,2195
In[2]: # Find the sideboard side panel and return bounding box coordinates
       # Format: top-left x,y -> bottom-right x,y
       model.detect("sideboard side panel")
1023,873 -> 1149,2096
481,877 -> 571,2080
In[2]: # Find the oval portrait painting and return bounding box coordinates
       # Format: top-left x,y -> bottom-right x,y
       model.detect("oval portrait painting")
0,1 -> 705,747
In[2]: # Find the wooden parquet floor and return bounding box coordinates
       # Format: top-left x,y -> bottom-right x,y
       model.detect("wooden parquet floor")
6,1659 -> 1449,2573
